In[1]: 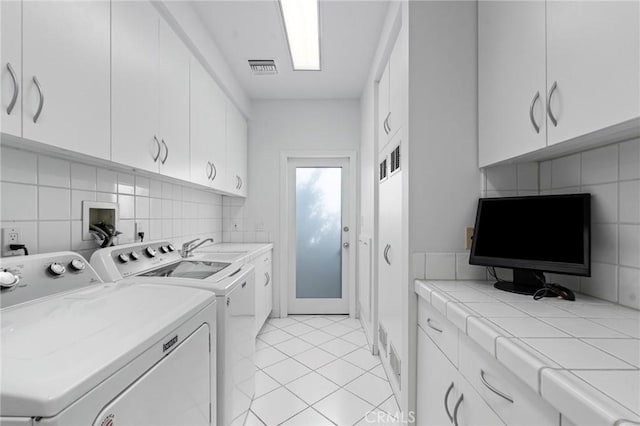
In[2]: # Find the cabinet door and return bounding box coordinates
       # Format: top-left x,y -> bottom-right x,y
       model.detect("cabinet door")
388,36 -> 403,140
417,327 -> 459,426
254,257 -> 266,335
158,21 -> 191,181
264,259 -> 273,319
478,0 -> 546,167
1,0 -> 21,137
226,103 -> 248,196
22,1 -> 110,159
378,63 -> 390,153
190,58 -> 226,188
111,1 -> 160,173
546,1 -> 640,145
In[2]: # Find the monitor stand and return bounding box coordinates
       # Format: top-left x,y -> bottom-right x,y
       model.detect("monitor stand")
494,269 -> 545,296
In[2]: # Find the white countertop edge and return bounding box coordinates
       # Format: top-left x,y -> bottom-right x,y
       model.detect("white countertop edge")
194,243 -> 273,263
414,279 -> 640,425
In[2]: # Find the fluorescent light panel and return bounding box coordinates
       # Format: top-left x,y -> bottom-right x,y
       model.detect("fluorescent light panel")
279,0 -> 320,70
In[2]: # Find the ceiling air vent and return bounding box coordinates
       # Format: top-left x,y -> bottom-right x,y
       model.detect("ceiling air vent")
249,60 -> 278,75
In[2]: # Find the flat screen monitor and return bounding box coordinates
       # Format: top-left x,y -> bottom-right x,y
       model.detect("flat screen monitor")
469,193 -> 591,295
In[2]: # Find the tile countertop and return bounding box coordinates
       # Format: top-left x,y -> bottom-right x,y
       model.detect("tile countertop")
193,242 -> 273,264
414,279 -> 640,426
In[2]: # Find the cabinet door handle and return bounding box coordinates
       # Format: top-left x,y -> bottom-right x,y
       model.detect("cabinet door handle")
547,81 -> 558,127
452,394 -> 464,426
426,318 -> 443,333
160,139 -> 169,164
241,281 -> 246,289
6,63 -> 18,115
153,136 -> 162,162
236,175 -> 241,189
529,91 -> 540,134
444,382 -> 455,422
386,112 -> 392,134
239,177 -> 243,189
32,76 -> 44,123
480,369 -> 514,403
264,271 -> 270,286
210,162 -> 217,181
206,161 -> 213,179
384,244 -> 391,265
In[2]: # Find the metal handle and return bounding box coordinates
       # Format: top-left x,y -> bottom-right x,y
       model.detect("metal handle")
153,136 -> 162,162
236,176 -> 241,189
426,318 -> 443,333
529,91 -> 540,134
241,282 -> 246,289
384,244 -> 391,265
453,394 -> 464,426
210,162 -> 217,181
343,242 -> 350,248
547,81 -> 558,127
6,63 -> 18,115
264,272 -> 270,286
480,369 -> 514,403
444,382 -> 455,422
239,177 -> 243,189
206,161 -> 213,179
386,112 -> 392,133
161,139 -> 169,164
32,76 -> 44,123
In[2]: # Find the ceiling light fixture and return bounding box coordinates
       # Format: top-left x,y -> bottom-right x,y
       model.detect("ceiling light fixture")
278,0 -> 321,71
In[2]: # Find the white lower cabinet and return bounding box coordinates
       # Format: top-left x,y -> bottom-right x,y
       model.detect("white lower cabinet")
253,251 -> 273,335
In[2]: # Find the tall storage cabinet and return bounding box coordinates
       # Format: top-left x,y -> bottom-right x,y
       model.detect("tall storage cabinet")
111,0 -> 161,173
1,0 -> 21,137
378,37 -> 403,151
21,1 -> 111,159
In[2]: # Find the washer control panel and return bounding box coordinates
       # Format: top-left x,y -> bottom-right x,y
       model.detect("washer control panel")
0,253 -> 103,309
108,241 -> 181,278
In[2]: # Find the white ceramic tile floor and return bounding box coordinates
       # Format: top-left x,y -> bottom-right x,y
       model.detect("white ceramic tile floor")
247,315 -> 400,425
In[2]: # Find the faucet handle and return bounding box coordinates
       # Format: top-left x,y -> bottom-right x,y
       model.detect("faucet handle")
182,238 -> 199,251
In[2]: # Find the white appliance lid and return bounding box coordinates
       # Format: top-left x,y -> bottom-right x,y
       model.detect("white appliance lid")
1,281 -> 215,418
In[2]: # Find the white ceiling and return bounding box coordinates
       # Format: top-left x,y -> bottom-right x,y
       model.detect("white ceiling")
191,0 -> 389,100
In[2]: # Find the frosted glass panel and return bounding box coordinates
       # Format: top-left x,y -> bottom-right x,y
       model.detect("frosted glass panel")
296,167 -> 342,298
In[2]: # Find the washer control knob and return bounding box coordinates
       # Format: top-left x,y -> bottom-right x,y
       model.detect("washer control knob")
0,270 -> 19,289
160,245 -> 169,253
167,244 -> 176,252
69,259 -> 86,271
145,247 -> 157,258
48,263 -> 66,276
130,251 -> 140,260
118,253 -> 130,263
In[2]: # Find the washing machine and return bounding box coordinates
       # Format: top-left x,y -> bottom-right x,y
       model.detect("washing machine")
0,252 -> 217,425
90,241 -> 255,426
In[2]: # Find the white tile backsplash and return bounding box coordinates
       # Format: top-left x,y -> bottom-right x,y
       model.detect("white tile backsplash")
483,139 -> 640,309
1,147 -> 223,258
425,253 -> 456,280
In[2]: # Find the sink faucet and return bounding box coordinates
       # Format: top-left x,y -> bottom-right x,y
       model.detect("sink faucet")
181,238 -> 214,258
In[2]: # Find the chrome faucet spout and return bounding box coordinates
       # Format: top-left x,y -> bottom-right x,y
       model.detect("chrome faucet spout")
182,238 -> 214,258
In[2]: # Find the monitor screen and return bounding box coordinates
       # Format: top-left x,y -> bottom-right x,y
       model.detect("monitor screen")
469,194 -> 591,276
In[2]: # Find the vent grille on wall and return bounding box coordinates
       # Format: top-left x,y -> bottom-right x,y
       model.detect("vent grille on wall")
249,60 -> 278,75
390,343 -> 401,388
379,158 -> 388,181
390,145 -> 400,173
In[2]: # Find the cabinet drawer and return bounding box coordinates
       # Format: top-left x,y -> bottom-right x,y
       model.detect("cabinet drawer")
418,298 -> 459,367
459,335 -> 559,426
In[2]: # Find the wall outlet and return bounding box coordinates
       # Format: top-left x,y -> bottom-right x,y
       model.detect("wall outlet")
2,227 -> 22,256
465,227 -> 474,250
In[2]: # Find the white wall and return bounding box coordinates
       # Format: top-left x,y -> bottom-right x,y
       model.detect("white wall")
227,99 -> 361,315
0,146 -> 223,260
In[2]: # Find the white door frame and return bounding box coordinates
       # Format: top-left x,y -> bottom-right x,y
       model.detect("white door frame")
279,151 -> 357,318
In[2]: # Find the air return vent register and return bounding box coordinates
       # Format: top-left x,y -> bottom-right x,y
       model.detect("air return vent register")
249,60 -> 278,75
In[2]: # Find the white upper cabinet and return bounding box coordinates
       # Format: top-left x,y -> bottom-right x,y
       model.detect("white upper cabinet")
22,1 -> 111,160
190,58 -> 227,189
546,0 -> 640,146
1,1 -> 22,137
111,1 -> 161,173
158,21 -> 191,182
378,35 -> 404,153
478,1 -> 546,167
226,103 -> 248,197
378,63 -> 390,151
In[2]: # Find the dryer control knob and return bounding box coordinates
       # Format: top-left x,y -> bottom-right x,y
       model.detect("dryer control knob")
48,263 -> 66,276
130,251 -> 140,260
145,247 -> 157,257
0,270 -> 19,289
69,258 -> 86,271
118,253 -> 130,263
167,244 -> 176,252
160,245 -> 169,253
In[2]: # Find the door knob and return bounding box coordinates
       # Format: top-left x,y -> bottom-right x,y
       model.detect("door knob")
343,242 -> 350,248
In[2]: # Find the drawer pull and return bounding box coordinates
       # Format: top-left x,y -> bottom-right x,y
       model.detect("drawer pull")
453,394 -> 464,426
444,382 -> 455,422
426,318 -> 443,333
480,369 -> 514,403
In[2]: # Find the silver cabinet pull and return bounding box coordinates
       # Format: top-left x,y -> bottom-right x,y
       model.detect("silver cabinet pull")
547,81 -> 558,127
383,244 -> 391,265
32,76 -> 44,123
210,162 -> 217,181
480,369 -> 514,403
529,91 -> 540,134
160,139 -> 169,164
239,176 -> 243,189
444,382 -> 455,422
241,281 -> 246,288
386,112 -> 392,133
453,394 -> 464,426
236,175 -> 241,189
264,271 -> 270,286
152,136 -> 161,162
426,318 -> 443,333
206,161 -> 213,179
6,63 -> 18,115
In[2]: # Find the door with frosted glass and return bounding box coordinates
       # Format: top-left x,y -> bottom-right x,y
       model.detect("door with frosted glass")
288,158 -> 350,314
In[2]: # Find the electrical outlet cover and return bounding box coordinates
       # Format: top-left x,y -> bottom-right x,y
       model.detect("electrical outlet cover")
2,227 -> 22,256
